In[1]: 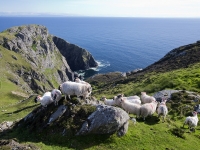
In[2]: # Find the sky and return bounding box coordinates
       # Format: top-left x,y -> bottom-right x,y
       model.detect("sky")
0,0 -> 200,18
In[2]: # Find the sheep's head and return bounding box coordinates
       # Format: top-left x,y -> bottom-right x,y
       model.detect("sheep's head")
192,111 -> 197,116
120,98 -> 125,103
117,94 -> 124,98
75,77 -> 81,82
100,96 -> 106,101
34,95 -> 41,103
141,92 -> 146,95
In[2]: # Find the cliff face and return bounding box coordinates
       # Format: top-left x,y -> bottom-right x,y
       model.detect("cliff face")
53,36 -> 98,71
0,24 -> 97,94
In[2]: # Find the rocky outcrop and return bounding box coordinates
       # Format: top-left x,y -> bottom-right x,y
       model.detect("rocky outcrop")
53,36 -> 98,71
76,105 -> 130,137
143,40 -> 200,73
0,139 -> 38,150
0,24 -> 97,93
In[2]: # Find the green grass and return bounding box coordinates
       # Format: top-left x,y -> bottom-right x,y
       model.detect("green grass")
91,63 -> 200,100
2,112 -> 200,150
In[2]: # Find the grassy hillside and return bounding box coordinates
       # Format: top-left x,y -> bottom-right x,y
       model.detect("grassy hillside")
0,62 -> 200,149
1,36 -> 200,149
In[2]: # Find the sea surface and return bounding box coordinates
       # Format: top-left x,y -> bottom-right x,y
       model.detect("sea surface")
1,17 -> 200,78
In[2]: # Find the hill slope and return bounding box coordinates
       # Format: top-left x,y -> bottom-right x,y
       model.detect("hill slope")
0,24 -> 97,96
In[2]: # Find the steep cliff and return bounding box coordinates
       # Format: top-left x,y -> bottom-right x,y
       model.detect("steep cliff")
0,24 -> 97,94
53,36 -> 98,71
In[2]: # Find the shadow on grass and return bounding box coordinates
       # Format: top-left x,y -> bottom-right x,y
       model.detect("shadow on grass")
136,116 -> 160,125
4,104 -> 38,114
0,126 -> 113,149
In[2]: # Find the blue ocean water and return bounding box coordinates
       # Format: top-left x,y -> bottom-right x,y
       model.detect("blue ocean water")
1,17 -> 200,78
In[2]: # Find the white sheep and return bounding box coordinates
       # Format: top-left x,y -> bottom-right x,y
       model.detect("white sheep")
157,99 -> 168,122
123,97 -> 141,105
59,81 -> 91,100
183,111 -> 199,131
141,92 -> 156,104
120,98 -> 141,118
34,91 -> 53,107
113,94 -> 124,106
125,95 -> 140,100
75,77 -> 89,85
75,77 -> 92,97
114,94 -> 141,106
140,100 -> 158,120
51,89 -> 62,106
101,96 -> 116,106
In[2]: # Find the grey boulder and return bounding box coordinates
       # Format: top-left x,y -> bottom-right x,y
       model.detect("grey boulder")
76,105 -> 130,137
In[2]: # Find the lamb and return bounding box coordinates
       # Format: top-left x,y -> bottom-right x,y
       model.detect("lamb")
157,99 -> 168,122
59,81 -> 92,100
51,89 -> 62,106
34,91 -> 53,107
140,100 -> 158,120
141,92 -> 156,104
183,111 -> 199,131
120,98 -> 141,118
101,96 -> 116,106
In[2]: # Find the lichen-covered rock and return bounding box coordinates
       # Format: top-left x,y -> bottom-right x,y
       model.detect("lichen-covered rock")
76,105 -> 130,137
0,121 -> 14,132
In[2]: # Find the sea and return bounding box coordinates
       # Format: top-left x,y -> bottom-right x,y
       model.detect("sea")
1,17 -> 200,78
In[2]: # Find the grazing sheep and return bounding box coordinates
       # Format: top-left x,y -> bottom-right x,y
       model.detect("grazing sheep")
113,94 -> 124,106
101,96 -> 116,106
140,100 -> 158,120
75,77 -> 88,85
157,99 -> 168,122
114,94 -> 141,106
75,77 -> 92,97
123,97 -> 141,105
141,92 -> 156,104
59,81 -> 92,100
120,98 -> 141,118
183,111 -> 199,132
51,89 -> 62,106
35,91 -> 53,107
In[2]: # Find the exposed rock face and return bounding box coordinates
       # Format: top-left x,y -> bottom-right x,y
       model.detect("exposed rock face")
53,36 -> 98,71
0,25 -> 97,93
76,105 -> 130,137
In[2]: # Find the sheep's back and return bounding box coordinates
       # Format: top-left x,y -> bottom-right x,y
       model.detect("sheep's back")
122,101 -> 141,113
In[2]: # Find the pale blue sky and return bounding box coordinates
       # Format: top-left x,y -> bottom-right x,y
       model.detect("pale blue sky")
0,0 -> 200,18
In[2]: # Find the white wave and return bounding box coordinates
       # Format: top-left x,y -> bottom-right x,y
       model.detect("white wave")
89,60 -> 110,71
